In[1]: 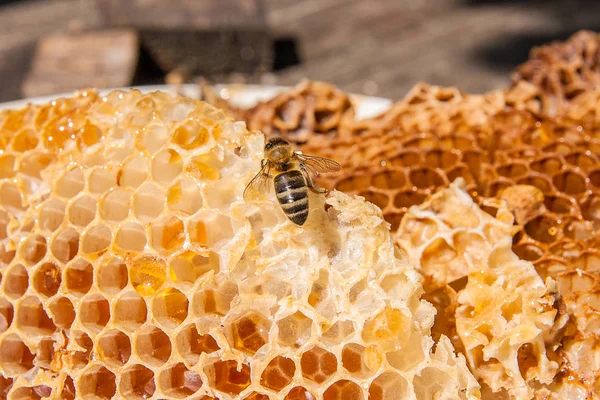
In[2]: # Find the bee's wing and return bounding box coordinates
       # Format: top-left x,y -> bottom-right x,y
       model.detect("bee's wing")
243,162 -> 272,201
295,153 -> 342,175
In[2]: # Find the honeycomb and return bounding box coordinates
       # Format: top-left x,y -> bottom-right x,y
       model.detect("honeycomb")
203,30 -> 600,399
511,30 -> 600,115
396,180 -> 564,399
0,89 -> 481,399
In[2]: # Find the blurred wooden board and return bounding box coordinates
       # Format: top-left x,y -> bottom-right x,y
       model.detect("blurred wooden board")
21,29 -> 139,98
0,0 -> 597,102
96,0 -> 266,30
96,0 -> 272,75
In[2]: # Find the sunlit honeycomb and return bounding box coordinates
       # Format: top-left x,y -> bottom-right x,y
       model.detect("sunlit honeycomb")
208,30 -> 600,399
0,89 -> 479,399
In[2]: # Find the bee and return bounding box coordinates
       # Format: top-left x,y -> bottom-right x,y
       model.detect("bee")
244,137 -> 341,225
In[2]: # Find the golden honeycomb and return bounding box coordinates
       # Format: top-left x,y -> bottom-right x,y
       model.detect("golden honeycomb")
205,30 -> 600,399
0,89 -> 481,399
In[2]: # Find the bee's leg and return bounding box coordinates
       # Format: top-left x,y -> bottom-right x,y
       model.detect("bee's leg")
301,165 -> 327,194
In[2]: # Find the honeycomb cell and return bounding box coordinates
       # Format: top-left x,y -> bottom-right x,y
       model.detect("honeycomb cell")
119,156 -> 148,188
0,154 -> 15,179
300,346 -> 337,384
323,380 -> 364,400
119,364 -> 156,400
368,372 -> 410,400
150,215 -> 185,253
284,387 -> 316,400
172,119 -> 210,150
56,167 -> 85,198
386,150 -> 419,168
65,258 -> 93,295
0,298 -> 13,333
97,329 -> 131,367
553,170 -> 587,194
38,199 -> 65,231
322,320 -> 354,346
36,338 -> 55,369
142,124 -> 169,153
0,210 -> 8,240
413,368 -> 454,400
152,149 -> 183,184
0,334 -> 34,375
582,194 -> 600,221
544,194 -> 579,214
362,307 -> 410,351
51,227 -> 80,263
97,257 -> 128,295
11,128 -> 38,152
530,156 -> 563,175
335,175 -> 372,192
11,385 -> 52,399
572,251 -> 599,272
0,376 -> 12,399
19,152 -> 54,179
4,264 -> 28,299
409,168 -> 445,189
0,245 -> 15,266
79,294 -> 110,333
384,212 -> 404,231
79,365 -> 116,399
513,243 -> 545,262
185,155 -> 222,181
394,190 -> 428,209
207,360 -> 251,396
114,290 -> 147,331
99,188 -> 130,222
48,296 -> 75,329
192,282 -> 238,316
176,324 -> 220,365
114,222 -> 147,254
590,169 -> 600,188
446,165 -> 475,185
342,343 -> 378,378
260,355 -> 295,392
128,254 -> 167,295
525,215 -> 560,243
16,296 -> 56,335
0,181 -> 24,214
72,331 -> 94,369
136,325 -> 172,366
132,182 -> 165,222
277,311 -> 312,348
424,149 -> 459,169
496,163 -> 528,178
88,167 -> 118,194
167,178 -> 203,215
68,196 -> 97,227
81,224 -> 112,256
371,169 -> 406,190
60,375 -> 76,400
158,362 -> 202,398
18,234 -> 46,265
359,191 -> 389,210
565,151 -> 597,172
169,251 -> 215,284
231,311 -> 270,355
153,287 -> 189,328
516,175 -> 554,195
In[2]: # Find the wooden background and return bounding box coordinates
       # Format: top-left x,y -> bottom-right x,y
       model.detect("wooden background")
0,0 -> 599,102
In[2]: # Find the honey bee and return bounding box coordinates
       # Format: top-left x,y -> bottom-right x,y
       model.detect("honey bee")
244,137 -> 341,225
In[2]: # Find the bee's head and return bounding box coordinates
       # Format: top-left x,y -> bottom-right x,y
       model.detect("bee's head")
264,137 -> 293,163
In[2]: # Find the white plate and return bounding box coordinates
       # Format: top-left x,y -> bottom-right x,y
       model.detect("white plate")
0,84 -> 393,121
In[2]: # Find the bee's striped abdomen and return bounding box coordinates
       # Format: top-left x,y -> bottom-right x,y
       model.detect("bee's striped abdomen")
274,170 -> 309,225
